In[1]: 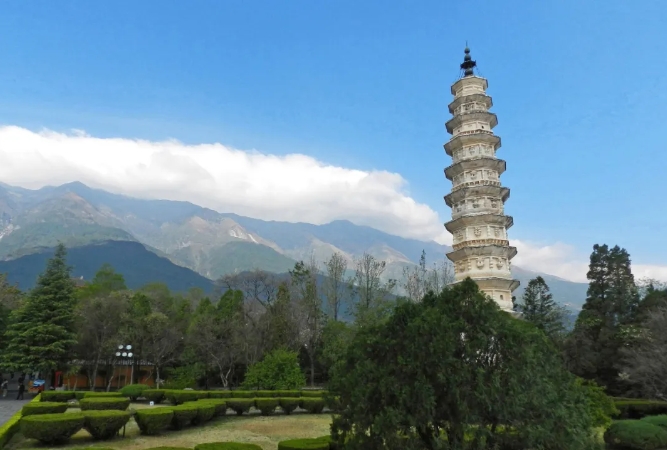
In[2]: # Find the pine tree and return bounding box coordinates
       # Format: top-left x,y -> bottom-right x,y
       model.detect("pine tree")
565,244 -> 640,393
2,244 -> 77,382
515,276 -> 566,340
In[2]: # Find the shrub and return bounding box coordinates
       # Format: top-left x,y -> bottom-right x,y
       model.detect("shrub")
135,408 -> 174,435
208,391 -> 233,399
643,415 -> 667,430
324,396 -> 341,413
40,391 -> 75,402
83,391 -> 124,398
604,419 -> 667,450
278,438 -> 330,450
301,390 -> 328,398
170,404 -> 199,429
120,383 -> 150,401
300,398 -> 326,414
276,390 -> 301,397
0,396 -> 39,448
315,435 -> 335,450
143,389 -> 167,404
144,447 -> 192,450
79,397 -> 130,411
226,398 -> 254,416
241,349 -> 306,390
255,398 -> 279,416
21,402 -> 68,416
168,390 -> 200,405
194,390 -> 210,399
279,398 -> 301,415
199,399 -> 228,417
256,390 -> 278,398
75,391 -> 88,400
82,410 -> 131,440
615,400 -> 667,419
20,413 -> 85,444
195,443 -> 263,450
577,379 -> 618,428
228,390 -> 255,398
193,403 -> 216,424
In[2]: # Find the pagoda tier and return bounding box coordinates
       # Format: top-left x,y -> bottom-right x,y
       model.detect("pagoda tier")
442,47 -> 519,312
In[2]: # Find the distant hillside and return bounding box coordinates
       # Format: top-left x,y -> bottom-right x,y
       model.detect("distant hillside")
0,240 -> 215,293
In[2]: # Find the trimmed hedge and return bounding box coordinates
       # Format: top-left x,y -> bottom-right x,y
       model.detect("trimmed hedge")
170,404 -> 199,429
168,390 -> 200,405
83,391 -> 124,398
195,443 -> 263,450
300,390 -> 328,398
135,408 -> 174,435
276,390 -> 301,397
227,390 -> 255,398
40,391 -> 76,402
300,398 -> 326,414
279,398 -> 300,415
21,402 -> 68,416
145,448 -> 192,450
226,398 -> 254,416
193,403 -> 216,424
604,419 -> 667,450
199,399 -> 228,417
643,415 -> 667,430
208,391 -> 233,399
255,398 -> 279,416
83,410 -> 131,440
79,397 -> 130,411
278,438 -> 330,450
0,394 -> 40,448
120,383 -> 150,401
20,412 -> 84,444
615,400 -> 667,419
144,389 -> 167,403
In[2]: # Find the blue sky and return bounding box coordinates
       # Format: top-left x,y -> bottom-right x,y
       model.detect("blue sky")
0,0 -> 665,278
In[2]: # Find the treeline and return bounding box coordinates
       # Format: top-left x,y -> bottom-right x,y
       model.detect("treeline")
0,244 -> 452,389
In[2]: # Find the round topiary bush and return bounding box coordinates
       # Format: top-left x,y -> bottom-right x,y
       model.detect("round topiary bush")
143,389 -> 167,404
226,398 -> 254,416
255,398 -> 279,416
278,438 -> 330,450
279,398 -> 300,415
300,398 -> 326,414
199,399 -> 228,417
20,413 -> 85,445
40,391 -> 76,403
82,410 -> 131,440
21,402 -> 68,416
195,443 -> 263,450
604,419 -> 667,450
193,403 -> 216,424
168,390 -> 199,405
120,383 -> 150,401
169,404 -> 199,429
79,397 -> 130,411
135,408 -> 174,435
83,391 -> 124,398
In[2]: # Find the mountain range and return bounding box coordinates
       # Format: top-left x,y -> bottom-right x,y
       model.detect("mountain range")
0,181 -> 588,309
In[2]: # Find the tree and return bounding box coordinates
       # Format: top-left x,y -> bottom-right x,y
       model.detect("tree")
514,276 -> 567,340
351,252 -> 395,325
402,251 -> 456,301
322,252 -> 349,321
0,273 -> 22,353
2,243 -> 77,385
565,244 -> 640,393
330,278 -> 596,450
241,348 -> 306,390
76,263 -> 127,298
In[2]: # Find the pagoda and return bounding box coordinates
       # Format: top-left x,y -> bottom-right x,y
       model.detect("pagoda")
443,47 -> 519,312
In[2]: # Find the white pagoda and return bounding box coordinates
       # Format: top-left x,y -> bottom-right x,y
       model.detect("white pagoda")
443,47 -> 519,312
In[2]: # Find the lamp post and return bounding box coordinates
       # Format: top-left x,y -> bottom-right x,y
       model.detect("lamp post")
115,345 -> 134,387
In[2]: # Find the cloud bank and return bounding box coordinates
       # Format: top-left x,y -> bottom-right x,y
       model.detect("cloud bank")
0,125 -> 665,283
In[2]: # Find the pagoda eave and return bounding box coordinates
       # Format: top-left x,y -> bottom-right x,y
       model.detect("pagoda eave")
450,76 -> 488,95
445,111 -> 498,134
444,214 -> 513,233
444,157 -> 506,179
446,245 -> 518,262
448,93 -> 493,114
444,133 -> 501,156
444,185 -> 510,207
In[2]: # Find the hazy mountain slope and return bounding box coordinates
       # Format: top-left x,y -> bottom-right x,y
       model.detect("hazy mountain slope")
0,240 -> 215,293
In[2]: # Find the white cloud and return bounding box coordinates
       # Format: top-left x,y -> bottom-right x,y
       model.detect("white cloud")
0,125 -> 443,241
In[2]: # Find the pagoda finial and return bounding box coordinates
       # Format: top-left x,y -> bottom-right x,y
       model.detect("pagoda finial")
460,45 -> 476,77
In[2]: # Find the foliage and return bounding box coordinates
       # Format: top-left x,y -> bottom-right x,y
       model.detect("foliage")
513,276 -> 567,340
604,420 -> 667,450
120,383 -> 150,400
278,438 -> 330,450
194,443 -> 263,450
40,391 -> 75,402
226,398 -> 254,415
577,378 -> 619,428
79,397 -> 130,411
330,278 -> 596,450
642,415 -> 667,430
167,390 -> 200,405
614,400 -> 667,419
143,389 -> 167,403
20,412 -> 85,444
401,251 -> 454,302
83,391 -> 123,397
2,243 -> 77,378
279,397 -> 300,415
300,398 -> 325,414
169,404 -> 199,429
163,364 -> 204,390
82,410 -> 131,440
322,252 -> 349,321
134,408 -> 174,435
242,348 -> 306,390
21,402 -> 68,416
192,403 -> 216,424
199,399 -> 228,417
351,252 -> 396,326
255,398 -> 279,415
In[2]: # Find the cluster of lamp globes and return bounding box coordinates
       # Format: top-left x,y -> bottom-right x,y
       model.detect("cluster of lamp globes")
115,345 -> 133,358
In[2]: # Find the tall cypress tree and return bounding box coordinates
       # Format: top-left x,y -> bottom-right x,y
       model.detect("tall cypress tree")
2,244 -> 77,383
514,276 -> 566,340
566,244 -> 639,393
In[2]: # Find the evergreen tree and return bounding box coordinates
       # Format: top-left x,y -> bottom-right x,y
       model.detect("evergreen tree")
514,276 -> 567,340
2,244 -> 77,383
565,244 -> 640,394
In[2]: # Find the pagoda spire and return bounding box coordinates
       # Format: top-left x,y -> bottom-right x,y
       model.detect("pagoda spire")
460,46 -> 477,77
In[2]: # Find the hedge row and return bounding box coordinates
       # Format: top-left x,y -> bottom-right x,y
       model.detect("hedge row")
614,400 -> 667,419
0,394 -> 40,449
39,390 -> 124,402
20,410 -> 132,444
278,436 -> 334,450
134,400 -> 224,435
604,415 -> 667,450
139,389 -> 329,405
136,442 -> 333,450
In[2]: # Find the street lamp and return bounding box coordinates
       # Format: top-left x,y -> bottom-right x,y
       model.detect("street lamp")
115,345 -> 134,387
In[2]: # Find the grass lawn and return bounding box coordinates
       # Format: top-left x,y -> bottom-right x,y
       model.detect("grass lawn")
9,404 -> 333,450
